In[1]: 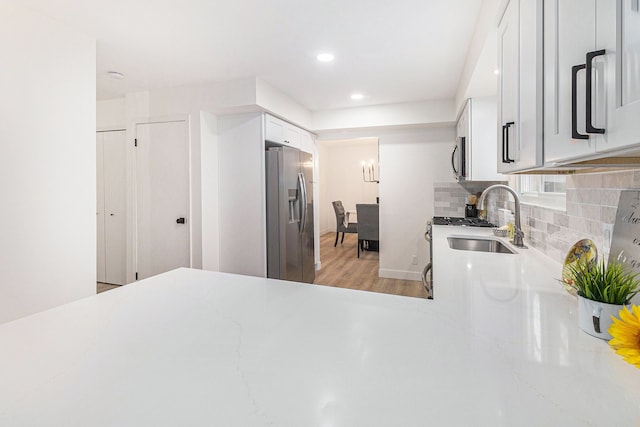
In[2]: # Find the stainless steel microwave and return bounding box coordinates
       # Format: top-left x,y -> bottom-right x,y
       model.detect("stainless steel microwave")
451,136 -> 467,181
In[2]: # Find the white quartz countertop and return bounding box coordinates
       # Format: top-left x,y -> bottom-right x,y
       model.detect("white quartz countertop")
1,231 -> 640,425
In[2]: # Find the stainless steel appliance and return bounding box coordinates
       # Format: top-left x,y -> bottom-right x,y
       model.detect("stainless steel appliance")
451,136 -> 467,181
432,216 -> 495,227
266,145 -> 315,283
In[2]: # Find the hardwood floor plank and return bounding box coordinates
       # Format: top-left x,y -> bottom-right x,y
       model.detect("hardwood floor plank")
97,233 -> 428,300
314,232 -> 428,299
97,282 -> 120,293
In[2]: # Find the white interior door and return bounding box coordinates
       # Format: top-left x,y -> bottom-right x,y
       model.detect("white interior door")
135,121 -> 190,280
96,133 -> 106,283
103,131 -> 127,285
96,130 -> 127,285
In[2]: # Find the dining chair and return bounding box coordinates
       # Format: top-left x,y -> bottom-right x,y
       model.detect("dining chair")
332,201 -> 357,247
356,204 -> 379,258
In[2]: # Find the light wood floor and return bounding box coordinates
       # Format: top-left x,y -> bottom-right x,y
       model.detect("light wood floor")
314,232 -> 428,299
97,282 -> 119,293
96,234 -> 428,299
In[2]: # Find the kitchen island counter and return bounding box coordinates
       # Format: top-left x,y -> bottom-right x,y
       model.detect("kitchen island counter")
1,231 -> 639,425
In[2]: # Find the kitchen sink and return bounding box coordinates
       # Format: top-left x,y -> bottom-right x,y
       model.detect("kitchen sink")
447,236 -> 517,254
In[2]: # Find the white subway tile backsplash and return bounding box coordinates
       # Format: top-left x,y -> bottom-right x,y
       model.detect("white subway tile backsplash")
601,189 -> 622,207
553,212 -> 569,227
435,170 -> 640,264
603,171 -> 634,188
600,206 -> 617,223
432,181 -> 507,218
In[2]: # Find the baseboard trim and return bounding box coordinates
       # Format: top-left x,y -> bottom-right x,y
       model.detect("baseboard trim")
378,269 -> 421,282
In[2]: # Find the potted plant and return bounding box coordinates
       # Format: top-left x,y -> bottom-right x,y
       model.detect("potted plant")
568,259 -> 640,340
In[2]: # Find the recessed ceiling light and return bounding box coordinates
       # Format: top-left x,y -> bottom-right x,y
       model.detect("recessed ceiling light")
493,69 -> 500,75
107,71 -> 125,80
317,53 -> 334,62
351,93 -> 364,100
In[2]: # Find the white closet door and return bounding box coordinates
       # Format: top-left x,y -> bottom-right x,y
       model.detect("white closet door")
96,133 -> 106,283
135,121 -> 190,280
103,131 -> 127,285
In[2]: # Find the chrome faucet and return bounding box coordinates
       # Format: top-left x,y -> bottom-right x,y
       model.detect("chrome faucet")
477,184 -> 527,248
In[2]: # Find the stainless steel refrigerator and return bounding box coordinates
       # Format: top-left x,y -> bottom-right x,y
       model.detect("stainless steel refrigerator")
265,145 -> 315,283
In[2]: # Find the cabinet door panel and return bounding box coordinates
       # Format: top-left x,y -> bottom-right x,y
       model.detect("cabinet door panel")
597,0 -> 640,152
283,123 -> 301,148
621,0 -> 640,105
517,0 -> 544,169
544,0 -> 597,163
265,115 -> 285,144
497,1 -> 519,172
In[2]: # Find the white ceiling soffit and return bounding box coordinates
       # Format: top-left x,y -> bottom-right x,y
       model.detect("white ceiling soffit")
19,0 -> 483,111
319,137 -> 379,147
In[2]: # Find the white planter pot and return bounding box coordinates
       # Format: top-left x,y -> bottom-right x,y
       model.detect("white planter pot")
577,296 -> 624,340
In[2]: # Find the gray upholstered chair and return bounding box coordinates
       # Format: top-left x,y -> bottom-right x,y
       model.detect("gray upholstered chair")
356,204 -> 379,258
332,201 -> 357,247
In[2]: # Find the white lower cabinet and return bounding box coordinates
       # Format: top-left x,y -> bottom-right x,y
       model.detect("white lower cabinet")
96,131 -> 126,285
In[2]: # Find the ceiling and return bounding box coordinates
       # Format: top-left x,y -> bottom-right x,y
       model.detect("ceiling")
20,0 -> 484,111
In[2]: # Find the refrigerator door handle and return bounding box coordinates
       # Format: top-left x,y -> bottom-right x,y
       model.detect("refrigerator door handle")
298,172 -> 307,233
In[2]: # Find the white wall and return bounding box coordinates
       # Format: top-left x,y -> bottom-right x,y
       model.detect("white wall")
312,99 -> 456,132
200,111 -> 219,271
319,126 -> 456,281
0,1 -> 96,323
378,127 -> 456,280
217,113 -> 266,276
255,78 -> 312,130
454,0 -> 502,111
97,98 -> 126,130
318,139 -> 379,234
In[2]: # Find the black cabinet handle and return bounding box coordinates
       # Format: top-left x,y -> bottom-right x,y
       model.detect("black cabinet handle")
451,145 -> 459,175
505,121 -> 515,163
572,64 -> 589,140
501,125 -> 508,163
585,49 -> 606,134
176,218 -> 186,224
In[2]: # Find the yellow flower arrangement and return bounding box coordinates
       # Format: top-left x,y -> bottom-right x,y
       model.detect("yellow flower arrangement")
609,305 -> 640,369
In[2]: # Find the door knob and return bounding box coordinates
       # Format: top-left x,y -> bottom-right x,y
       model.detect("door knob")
176,218 -> 186,224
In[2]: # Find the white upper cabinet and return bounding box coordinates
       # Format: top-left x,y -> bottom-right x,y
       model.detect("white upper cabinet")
543,0 -> 598,163
455,97 -> 504,181
497,0 -> 544,173
265,114 -> 301,149
544,0 -> 640,164
596,0 -> 640,153
299,129 -> 316,155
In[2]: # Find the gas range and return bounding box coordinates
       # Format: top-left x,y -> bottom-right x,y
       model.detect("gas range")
432,216 -> 496,227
